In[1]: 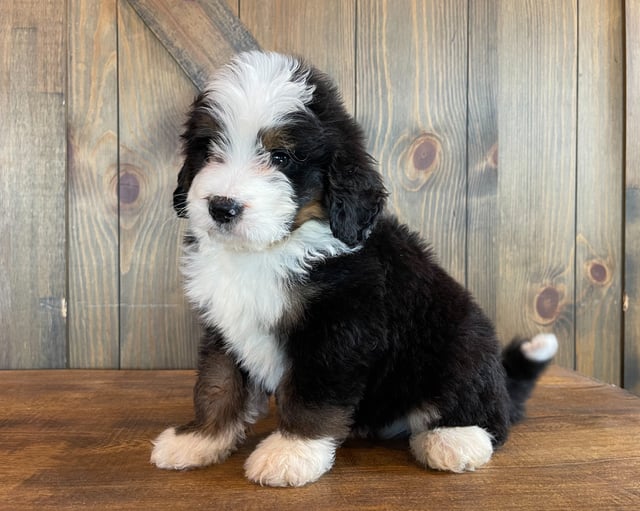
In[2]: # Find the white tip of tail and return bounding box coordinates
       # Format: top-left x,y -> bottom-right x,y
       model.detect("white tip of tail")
521,333 -> 558,363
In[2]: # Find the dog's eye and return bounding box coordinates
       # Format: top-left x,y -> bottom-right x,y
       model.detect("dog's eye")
270,150 -> 291,167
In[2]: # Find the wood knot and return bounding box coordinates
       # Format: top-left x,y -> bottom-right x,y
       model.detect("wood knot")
488,142 -> 498,168
119,170 -> 140,205
399,133 -> 441,192
587,260 -> 610,286
534,286 -> 562,325
412,135 -> 440,172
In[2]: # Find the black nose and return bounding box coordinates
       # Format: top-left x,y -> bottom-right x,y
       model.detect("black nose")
208,196 -> 244,224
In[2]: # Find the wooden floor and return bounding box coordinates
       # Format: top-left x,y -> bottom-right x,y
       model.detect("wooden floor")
1,366 -> 638,510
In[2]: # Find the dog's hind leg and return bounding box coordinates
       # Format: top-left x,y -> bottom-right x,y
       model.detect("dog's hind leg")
151,338 -> 268,470
409,425 -> 494,473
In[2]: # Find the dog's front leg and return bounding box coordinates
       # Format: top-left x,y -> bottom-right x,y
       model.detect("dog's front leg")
151,333 -> 268,470
244,372 -> 353,487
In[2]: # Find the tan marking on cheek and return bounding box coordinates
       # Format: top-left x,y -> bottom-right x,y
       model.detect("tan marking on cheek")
293,201 -> 327,229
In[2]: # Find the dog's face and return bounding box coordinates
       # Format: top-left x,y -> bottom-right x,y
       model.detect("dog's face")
173,51 -> 386,250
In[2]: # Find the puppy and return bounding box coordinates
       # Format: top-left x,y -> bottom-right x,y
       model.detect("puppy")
151,51 -> 558,487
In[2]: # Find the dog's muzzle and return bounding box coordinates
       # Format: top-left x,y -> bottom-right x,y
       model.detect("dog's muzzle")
208,196 -> 244,224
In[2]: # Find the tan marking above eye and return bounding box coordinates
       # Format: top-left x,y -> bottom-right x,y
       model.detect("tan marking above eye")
259,127 -> 295,152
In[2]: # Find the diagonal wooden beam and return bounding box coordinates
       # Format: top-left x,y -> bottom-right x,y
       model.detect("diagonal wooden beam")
126,0 -> 260,91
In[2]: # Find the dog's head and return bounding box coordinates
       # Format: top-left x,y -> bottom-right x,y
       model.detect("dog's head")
173,51 -> 386,250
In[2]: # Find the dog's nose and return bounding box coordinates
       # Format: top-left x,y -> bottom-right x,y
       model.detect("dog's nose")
208,196 -> 244,224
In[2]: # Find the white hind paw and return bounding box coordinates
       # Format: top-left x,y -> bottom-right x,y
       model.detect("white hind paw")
521,333 -> 558,363
410,426 -> 494,473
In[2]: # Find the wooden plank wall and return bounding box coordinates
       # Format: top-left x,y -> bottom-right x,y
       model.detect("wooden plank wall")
0,0 -> 67,368
117,0 -> 200,368
357,0 -> 468,284
626,0 -> 640,395
496,0 -> 578,369
0,0 -> 636,393
68,0 -> 120,368
575,0 -> 624,385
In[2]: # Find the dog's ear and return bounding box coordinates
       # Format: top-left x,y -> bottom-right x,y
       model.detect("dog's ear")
303,66 -> 386,246
326,138 -> 387,247
173,165 -> 190,218
173,92 -> 219,218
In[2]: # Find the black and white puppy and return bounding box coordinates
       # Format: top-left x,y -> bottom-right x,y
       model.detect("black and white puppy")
151,51 -> 558,487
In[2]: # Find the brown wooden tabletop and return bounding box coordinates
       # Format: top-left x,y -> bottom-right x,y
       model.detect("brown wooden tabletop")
1,366 -> 639,510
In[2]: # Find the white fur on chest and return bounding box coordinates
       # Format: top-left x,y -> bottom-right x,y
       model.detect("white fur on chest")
182,221 -> 354,392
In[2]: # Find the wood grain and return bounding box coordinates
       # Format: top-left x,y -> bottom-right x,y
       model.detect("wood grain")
625,0 -> 640,394
466,0 -> 499,321
225,0 -> 239,16
575,1 -> 624,386
67,0 -> 120,368
1,367 -> 639,510
117,0 -> 200,368
126,0 -> 259,91
495,0 -> 577,368
357,0 -> 468,282
0,0 -> 636,397
240,0 -> 356,113
0,0 -> 67,368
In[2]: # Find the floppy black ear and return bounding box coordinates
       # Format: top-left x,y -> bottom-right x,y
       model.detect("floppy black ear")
173,92 -> 215,218
302,65 -> 386,246
326,143 -> 387,247
173,165 -> 190,218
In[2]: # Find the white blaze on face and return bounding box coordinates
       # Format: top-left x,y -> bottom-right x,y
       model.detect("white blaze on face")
187,161 -> 298,250
186,52 -> 316,251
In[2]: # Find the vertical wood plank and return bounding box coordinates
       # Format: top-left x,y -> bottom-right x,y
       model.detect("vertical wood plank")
496,0 -> 577,367
467,0 -> 499,322
225,0 -> 239,15
118,0 -> 200,368
575,0 -> 624,386
357,0 -> 468,281
68,0 -> 120,368
0,1 -> 67,368
240,0 -> 356,113
625,0 -> 640,394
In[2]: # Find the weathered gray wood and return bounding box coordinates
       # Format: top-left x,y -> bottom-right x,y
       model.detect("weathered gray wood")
126,0 -> 259,91
495,0 -> 577,368
625,0 -> 640,394
67,0 -> 120,368
117,0 -> 200,368
466,0 -> 499,322
0,0 -> 67,368
240,0 -> 356,113
575,0 -> 624,386
0,0 -> 635,396
356,0 -> 468,282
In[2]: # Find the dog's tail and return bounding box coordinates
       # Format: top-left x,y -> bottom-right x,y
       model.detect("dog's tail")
501,333 -> 558,424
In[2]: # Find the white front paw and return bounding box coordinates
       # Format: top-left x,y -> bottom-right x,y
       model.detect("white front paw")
244,431 -> 336,487
150,427 -> 238,470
